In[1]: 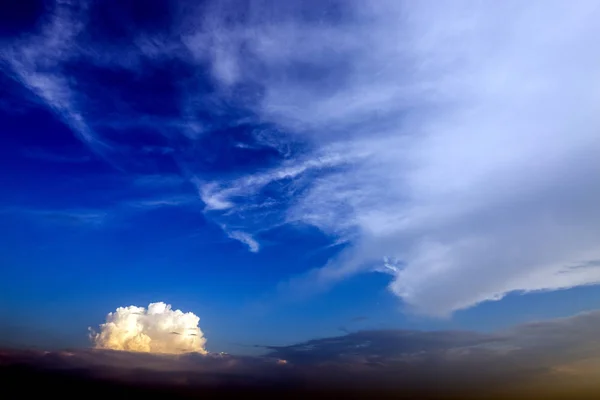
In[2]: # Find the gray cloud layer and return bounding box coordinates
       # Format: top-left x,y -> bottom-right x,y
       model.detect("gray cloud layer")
3,310 -> 600,398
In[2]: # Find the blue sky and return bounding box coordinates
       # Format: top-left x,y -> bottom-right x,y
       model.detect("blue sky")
2,0 -> 600,355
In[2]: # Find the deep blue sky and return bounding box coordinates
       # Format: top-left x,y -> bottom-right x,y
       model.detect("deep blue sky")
2,0 -> 600,354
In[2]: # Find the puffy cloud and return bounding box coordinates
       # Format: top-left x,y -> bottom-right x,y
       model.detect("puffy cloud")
90,302 -> 207,354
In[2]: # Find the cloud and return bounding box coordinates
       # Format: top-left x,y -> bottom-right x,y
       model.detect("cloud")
89,302 -> 207,354
4,1 -> 600,314
40,210 -> 107,226
3,207 -> 108,227
123,195 -> 198,210
183,0 -> 600,315
6,310 -> 600,397
22,148 -> 92,163
197,181 -> 235,211
226,230 -> 260,253
0,0 -> 105,150
2,189 -> 198,231
260,310 -> 600,395
264,329 -> 497,366
132,174 -> 186,188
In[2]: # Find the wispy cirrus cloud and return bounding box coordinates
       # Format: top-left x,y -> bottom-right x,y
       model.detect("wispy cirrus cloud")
182,0 -> 600,315
22,148 -> 92,164
3,191 -> 199,229
0,0 -> 104,150
226,230 -> 260,253
124,194 -> 198,210
4,0 -> 600,317
132,174 -> 187,189
6,207 -> 109,227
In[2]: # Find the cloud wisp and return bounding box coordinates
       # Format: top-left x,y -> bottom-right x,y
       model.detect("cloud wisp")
0,1 -> 105,150
3,1 -> 600,316
226,230 -> 260,253
184,1 -> 600,315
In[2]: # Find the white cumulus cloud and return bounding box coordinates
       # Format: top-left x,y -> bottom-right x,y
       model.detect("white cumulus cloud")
90,302 -> 207,354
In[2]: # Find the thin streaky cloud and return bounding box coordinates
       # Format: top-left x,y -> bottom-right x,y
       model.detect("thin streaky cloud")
226,230 -> 260,253
22,148 -> 92,164
0,0 -> 112,156
185,0 -> 600,315
3,0 -> 600,316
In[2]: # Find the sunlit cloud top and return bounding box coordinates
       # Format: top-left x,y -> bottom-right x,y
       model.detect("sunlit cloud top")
90,302 -> 207,354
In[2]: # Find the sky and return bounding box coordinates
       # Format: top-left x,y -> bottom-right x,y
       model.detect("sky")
1,0 -> 600,368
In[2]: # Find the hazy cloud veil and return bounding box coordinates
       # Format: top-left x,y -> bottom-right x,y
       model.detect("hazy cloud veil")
188,1 -> 600,315
3,0 -> 600,316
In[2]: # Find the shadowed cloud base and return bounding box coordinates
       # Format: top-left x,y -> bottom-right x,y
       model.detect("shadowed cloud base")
3,310 -> 600,399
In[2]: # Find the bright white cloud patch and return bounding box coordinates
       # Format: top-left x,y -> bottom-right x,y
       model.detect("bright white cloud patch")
187,1 -> 600,316
90,302 -> 207,354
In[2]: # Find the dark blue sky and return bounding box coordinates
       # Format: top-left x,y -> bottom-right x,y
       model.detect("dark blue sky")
2,0 -> 600,354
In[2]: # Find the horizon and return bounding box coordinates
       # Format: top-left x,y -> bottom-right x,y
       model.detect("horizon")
2,0 -> 600,397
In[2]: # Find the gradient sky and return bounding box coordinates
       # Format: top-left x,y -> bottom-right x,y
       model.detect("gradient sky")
2,0 -> 600,355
